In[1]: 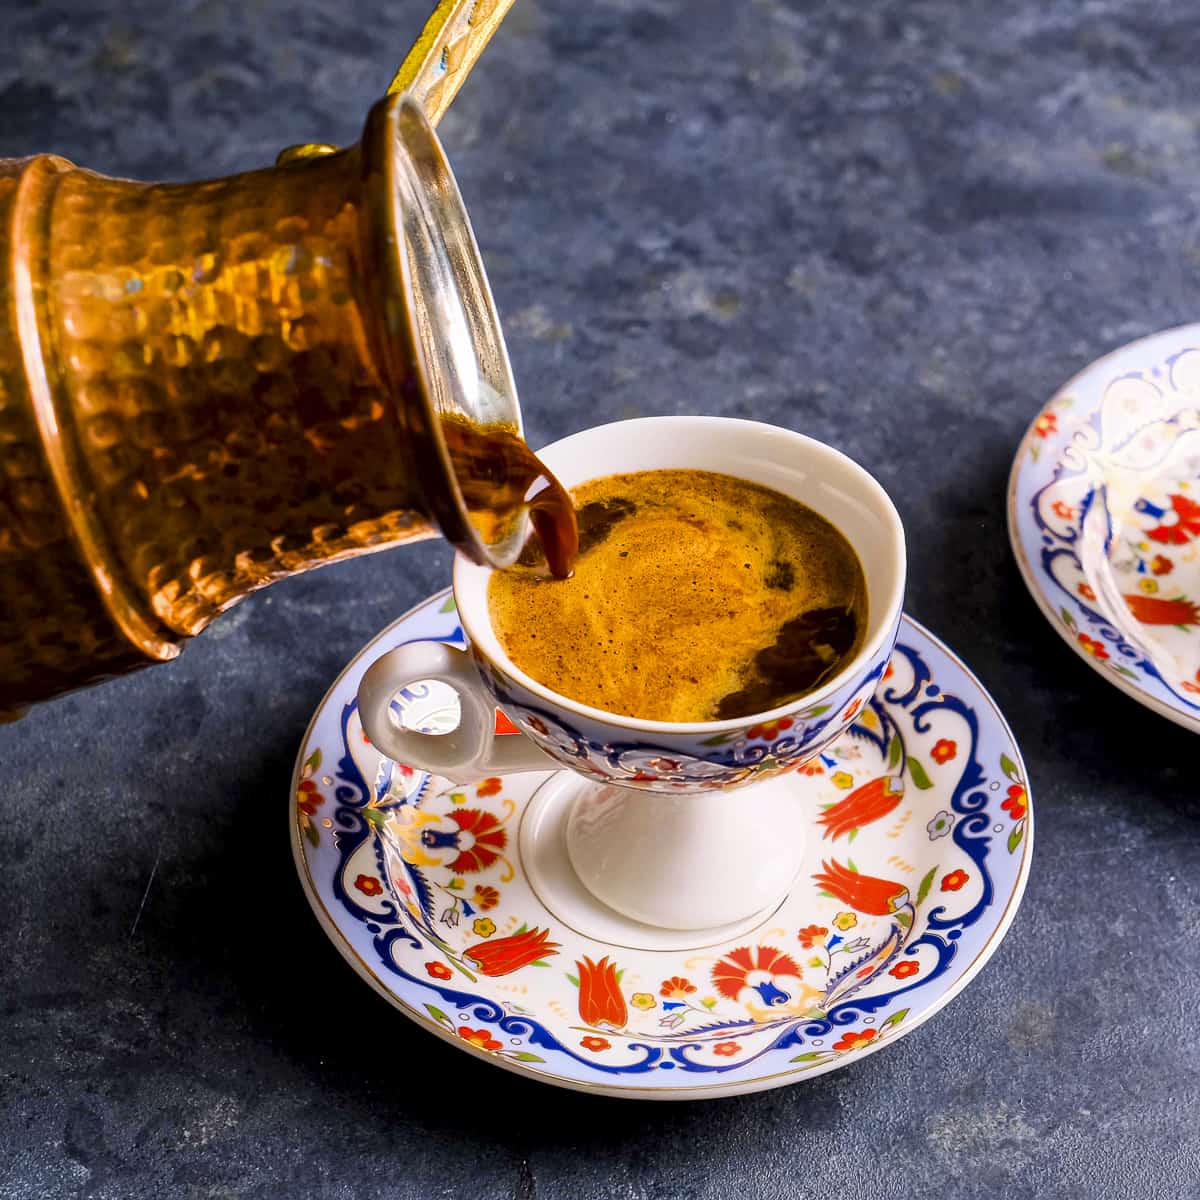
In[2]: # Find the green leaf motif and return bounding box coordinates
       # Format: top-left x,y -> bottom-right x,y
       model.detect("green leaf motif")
789,1051 -> 826,1063
908,757 -> 934,790
699,730 -> 737,746
439,595 -> 457,613
848,828 -> 859,844
1059,606 -> 1075,629
847,858 -> 858,873
887,735 -> 902,769
916,866 -> 937,906
999,753 -> 1020,782
880,1007 -> 909,1032
426,1004 -> 450,1026
803,704 -> 831,718
303,821 -> 319,848
616,969 -> 625,982
1007,822 -> 1025,854
449,959 -> 477,983
895,909 -> 912,929
303,747 -> 322,772
566,974 -> 580,988
510,1051 -> 545,1063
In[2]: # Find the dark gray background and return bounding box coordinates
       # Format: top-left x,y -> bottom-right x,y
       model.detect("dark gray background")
2,1 -> 1198,1196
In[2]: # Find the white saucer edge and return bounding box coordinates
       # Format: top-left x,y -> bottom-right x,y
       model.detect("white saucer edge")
1005,323 -> 1200,737
288,594 -> 1035,1100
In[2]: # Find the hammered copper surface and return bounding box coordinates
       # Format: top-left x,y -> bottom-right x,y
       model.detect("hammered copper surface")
50,149 -> 438,641
0,0 -> 522,715
1,113 -> 444,713
0,157 -> 153,718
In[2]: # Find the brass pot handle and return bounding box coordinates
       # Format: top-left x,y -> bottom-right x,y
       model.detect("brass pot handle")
387,0 -> 518,126
278,0 -> 517,163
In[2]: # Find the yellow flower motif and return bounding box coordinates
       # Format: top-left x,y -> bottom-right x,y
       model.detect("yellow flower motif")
388,806 -> 445,869
808,955 -> 824,968
1139,578 -> 1159,594
472,917 -> 496,938
450,877 -> 466,890
702,996 -> 718,1009
631,993 -> 656,1010
833,911 -> 857,931
831,771 -> 854,790
858,708 -> 879,731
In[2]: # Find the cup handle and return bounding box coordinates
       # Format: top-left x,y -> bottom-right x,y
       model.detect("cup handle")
356,641 -> 555,783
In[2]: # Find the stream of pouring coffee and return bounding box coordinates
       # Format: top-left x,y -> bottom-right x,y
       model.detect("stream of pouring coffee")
441,418 -> 579,577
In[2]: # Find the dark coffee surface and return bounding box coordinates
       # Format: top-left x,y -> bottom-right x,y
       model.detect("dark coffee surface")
489,469 -> 865,721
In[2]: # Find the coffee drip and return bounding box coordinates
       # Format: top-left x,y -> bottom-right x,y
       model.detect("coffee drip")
441,417 -> 579,579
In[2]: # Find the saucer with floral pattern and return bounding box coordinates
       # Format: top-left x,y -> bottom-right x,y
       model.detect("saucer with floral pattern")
1009,324 -> 1200,732
290,591 -> 1032,1099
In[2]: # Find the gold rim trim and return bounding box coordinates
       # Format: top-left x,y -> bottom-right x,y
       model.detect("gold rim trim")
288,593 -> 1034,1099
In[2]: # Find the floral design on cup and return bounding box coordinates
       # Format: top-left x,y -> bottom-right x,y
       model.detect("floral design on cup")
478,641 -> 895,795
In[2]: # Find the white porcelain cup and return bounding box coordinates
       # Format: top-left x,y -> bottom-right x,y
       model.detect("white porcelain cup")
357,416 -> 906,930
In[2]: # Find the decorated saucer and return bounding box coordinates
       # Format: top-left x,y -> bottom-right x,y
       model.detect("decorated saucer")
290,591 -> 1033,1099
1009,324 -> 1200,733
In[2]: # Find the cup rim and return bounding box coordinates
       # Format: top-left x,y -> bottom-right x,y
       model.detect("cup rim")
452,416 -> 906,735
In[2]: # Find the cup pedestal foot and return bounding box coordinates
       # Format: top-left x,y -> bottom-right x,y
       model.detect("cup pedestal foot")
518,771 -> 806,947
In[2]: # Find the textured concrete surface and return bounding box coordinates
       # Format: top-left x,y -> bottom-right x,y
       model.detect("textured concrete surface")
2,1 -> 1200,1197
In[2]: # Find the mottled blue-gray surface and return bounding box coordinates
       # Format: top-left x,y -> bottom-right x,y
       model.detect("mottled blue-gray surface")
2,1 -> 1199,1197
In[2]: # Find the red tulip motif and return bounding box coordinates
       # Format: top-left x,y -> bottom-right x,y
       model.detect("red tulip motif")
576,956 -> 628,1028
463,927 -> 558,976
813,859 -> 909,916
817,775 -> 905,840
1122,594 -> 1200,626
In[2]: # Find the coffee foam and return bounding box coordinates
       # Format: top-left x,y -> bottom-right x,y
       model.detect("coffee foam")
487,469 -> 866,723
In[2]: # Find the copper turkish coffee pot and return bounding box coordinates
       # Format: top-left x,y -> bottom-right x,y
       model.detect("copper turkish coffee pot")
0,0 -> 547,717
